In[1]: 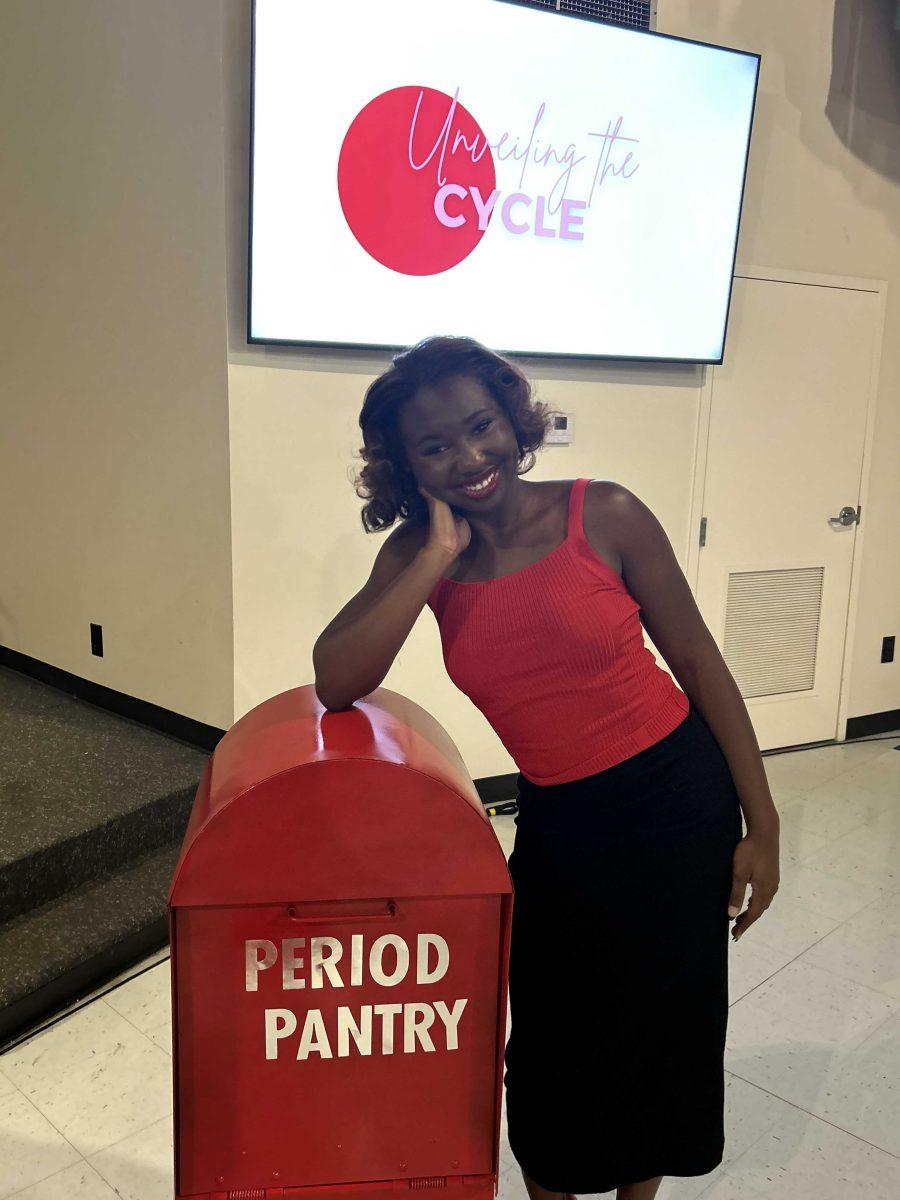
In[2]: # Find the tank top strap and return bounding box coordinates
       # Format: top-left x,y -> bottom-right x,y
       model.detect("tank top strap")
567,477 -> 592,542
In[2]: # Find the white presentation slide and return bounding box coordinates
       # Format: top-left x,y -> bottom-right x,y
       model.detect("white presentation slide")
249,0 -> 759,362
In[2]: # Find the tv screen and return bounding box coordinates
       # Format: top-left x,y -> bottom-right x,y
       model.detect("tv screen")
249,0 -> 759,363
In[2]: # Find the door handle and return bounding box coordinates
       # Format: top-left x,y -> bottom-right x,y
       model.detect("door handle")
828,506 -> 859,527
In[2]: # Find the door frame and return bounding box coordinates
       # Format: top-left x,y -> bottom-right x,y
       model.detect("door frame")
685,264 -> 888,744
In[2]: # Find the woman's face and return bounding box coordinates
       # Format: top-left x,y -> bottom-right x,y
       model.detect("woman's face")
396,375 -> 518,509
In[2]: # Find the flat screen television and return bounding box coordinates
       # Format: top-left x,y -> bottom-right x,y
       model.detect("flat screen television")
248,0 -> 760,363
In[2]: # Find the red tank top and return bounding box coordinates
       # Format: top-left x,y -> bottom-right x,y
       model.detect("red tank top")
426,477 -> 690,785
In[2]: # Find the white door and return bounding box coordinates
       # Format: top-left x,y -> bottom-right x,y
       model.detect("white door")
694,274 -> 880,750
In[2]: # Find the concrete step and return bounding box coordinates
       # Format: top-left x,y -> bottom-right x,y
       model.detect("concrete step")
0,664 -> 205,921
0,839 -> 181,1048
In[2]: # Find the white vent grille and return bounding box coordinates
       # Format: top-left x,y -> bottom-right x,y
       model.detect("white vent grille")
722,568 -> 824,698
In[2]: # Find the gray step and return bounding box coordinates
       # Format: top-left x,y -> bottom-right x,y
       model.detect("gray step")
0,665 -> 206,920
0,839 -> 181,1048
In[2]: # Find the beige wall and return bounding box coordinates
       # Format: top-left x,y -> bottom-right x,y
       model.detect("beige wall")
225,1 -> 898,774
0,0 -> 233,728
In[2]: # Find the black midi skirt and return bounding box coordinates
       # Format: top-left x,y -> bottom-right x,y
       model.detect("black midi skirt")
503,703 -> 744,1195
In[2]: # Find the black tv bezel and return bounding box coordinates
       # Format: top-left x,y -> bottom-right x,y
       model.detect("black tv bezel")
246,0 -> 761,366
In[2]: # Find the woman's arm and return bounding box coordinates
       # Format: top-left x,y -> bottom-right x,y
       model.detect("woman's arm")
314,528 -> 452,711
594,483 -> 780,836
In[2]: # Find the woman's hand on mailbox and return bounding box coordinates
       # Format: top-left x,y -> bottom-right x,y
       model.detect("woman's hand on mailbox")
418,485 -> 472,562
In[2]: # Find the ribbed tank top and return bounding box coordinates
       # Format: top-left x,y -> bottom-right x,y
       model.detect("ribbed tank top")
426,477 -> 690,785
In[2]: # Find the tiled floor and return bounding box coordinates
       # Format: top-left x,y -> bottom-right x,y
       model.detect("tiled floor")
2,733 -> 899,1199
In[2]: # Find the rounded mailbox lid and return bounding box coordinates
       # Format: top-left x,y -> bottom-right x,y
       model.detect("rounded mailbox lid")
168,685 -> 512,906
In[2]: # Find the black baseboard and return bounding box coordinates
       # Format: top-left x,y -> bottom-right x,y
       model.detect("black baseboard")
473,772 -> 520,806
846,709 -> 900,739
0,645 -> 225,752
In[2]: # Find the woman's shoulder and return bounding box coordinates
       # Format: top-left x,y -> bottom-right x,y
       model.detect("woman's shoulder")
575,477 -> 620,519
582,477 -> 626,511
522,476 -> 622,532
580,480 -> 671,583
582,476 -> 618,495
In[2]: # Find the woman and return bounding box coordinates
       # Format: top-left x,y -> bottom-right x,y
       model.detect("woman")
313,335 -> 781,1200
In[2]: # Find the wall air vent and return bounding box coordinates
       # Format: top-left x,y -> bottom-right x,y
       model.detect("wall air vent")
722,567 -> 825,698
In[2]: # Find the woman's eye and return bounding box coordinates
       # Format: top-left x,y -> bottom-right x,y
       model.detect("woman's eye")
424,419 -> 492,456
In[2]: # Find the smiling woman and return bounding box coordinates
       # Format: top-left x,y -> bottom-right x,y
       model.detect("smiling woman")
313,332 -> 780,1200
396,376 -> 520,513
351,334 -> 556,532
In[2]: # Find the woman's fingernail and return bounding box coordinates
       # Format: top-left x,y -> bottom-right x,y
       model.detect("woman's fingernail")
728,906 -> 739,918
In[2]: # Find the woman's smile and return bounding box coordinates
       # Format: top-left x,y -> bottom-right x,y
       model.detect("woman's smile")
458,466 -> 502,499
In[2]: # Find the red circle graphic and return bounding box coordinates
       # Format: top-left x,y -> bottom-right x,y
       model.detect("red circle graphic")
337,86 -> 496,276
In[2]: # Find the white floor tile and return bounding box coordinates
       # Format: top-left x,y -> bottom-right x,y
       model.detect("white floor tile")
727,937 -> 797,1004
796,822 -> 900,892
771,821 -> 832,868
837,751 -> 900,797
730,890 -> 840,960
0,1090 -> 81,1199
866,803 -> 900,843
103,963 -> 171,1034
3,1160 -> 119,1200
0,1002 -> 172,1158
1,1000 -> 145,1084
144,1023 -> 171,1056
776,790 -> 872,842
732,958 -> 898,1049
796,887 -> 900,999
806,1006 -> 900,1155
497,1167 -> 530,1200
720,1104 -> 900,1198
720,1075 -> 798,1171
770,859 -> 888,922
89,1115 -> 173,1200
696,1175 -> 770,1199
726,1001 -> 852,1106
725,986 -> 899,1154
763,745 -> 870,793
781,771 -> 894,825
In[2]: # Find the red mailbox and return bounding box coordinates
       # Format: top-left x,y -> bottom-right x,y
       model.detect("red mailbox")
167,684 -> 513,1200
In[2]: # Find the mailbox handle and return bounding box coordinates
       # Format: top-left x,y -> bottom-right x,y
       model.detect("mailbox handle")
286,900 -> 397,923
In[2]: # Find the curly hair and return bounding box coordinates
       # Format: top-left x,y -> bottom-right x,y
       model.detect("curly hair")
353,334 -> 558,533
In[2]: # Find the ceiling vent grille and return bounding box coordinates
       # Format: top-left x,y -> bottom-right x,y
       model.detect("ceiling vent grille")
513,0 -> 655,32
722,567 -> 825,699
